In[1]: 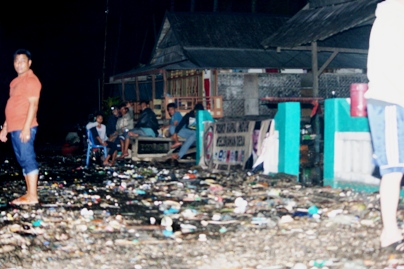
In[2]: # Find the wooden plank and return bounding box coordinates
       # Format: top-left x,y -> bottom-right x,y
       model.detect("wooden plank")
129,136 -> 189,161
278,46 -> 368,54
318,50 -> 338,75
131,136 -> 178,142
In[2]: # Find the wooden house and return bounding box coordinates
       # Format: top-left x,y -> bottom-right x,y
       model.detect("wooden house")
109,1 -> 378,121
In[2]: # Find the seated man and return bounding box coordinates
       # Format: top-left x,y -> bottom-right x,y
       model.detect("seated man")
171,103 -> 204,160
86,112 -> 118,166
106,106 -> 120,140
112,103 -> 134,158
128,100 -> 159,137
125,100 -> 134,119
162,102 -> 182,138
120,100 -> 159,157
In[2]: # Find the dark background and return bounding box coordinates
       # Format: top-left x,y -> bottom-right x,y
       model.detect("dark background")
0,0 -> 307,149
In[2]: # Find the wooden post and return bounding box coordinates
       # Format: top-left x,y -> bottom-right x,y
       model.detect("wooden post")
163,70 -> 167,97
311,41 -> 319,97
121,80 -> 125,101
214,69 -> 218,96
252,0 -> 256,13
135,76 -> 140,101
152,74 -> 156,101
311,41 -> 321,181
190,0 -> 195,12
101,0 -> 109,108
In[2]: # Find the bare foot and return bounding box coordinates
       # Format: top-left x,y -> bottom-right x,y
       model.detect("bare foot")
381,229 -> 403,248
128,132 -> 139,137
10,194 -> 38,205
170,142 -> 182,149
103,161 -> 111,166
118,152 -> 129,159
171,153 -> 180,160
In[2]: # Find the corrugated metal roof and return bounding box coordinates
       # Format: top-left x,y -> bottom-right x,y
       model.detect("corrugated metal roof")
110,9 -> 372,81
111,48 -> 367,82
109,66 -> 164,83
183,48 -> 367,69
150,12 -> 290,69
166,12 -> 287,49
261,0 -> 380,48
316,25 -> 371,50
309,0 -> 353,8
149,11 -> 371,70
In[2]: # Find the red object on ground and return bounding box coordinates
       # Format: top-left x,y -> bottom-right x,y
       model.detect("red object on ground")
61,144 -> 79,156
185,173 -> 197,179
350,83 -> 368,117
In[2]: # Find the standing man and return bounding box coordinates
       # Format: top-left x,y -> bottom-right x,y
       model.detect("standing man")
366,0 -> 404,251
0,49 -> 41,205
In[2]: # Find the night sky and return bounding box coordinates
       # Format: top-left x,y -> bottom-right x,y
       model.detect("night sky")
0,0 -> 307,146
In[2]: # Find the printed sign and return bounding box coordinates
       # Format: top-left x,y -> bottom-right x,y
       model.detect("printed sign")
203,121 -> 255,172
203,124 -> 214,167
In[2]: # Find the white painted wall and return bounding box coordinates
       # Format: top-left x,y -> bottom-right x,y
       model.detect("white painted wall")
334,132 -> 379,185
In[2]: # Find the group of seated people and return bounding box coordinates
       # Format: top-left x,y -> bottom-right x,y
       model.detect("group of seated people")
86,100 -> 204,166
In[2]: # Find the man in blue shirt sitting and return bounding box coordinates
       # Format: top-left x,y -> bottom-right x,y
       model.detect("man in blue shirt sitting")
163,102 -> 182,138
171,103 -> 204,159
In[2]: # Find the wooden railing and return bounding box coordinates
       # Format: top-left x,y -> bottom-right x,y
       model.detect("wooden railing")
131,96 -> 223,121
164,96 -> 223,119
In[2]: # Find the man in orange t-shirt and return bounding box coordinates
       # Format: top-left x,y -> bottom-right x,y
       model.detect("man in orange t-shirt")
0,49 -> 42,205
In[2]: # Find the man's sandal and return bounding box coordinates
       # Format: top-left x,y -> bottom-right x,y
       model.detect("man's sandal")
383,239 -> 404,253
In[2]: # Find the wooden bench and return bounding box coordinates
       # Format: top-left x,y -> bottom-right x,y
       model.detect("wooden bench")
129,136 -> 186,161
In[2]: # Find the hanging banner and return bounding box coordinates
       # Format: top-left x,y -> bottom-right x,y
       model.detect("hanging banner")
204,121 -> 255,172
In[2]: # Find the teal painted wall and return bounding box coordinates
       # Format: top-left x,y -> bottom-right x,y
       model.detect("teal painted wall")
274,102 -> 300,176
323,98 -> 370,185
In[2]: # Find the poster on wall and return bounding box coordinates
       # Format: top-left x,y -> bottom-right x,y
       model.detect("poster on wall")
201,122 -> 214,169
203,121 -> 255,172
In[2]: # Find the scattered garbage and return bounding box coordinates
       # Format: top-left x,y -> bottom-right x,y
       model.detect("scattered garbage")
0,152 -> 398,269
